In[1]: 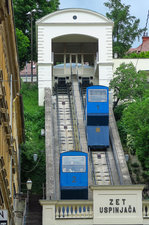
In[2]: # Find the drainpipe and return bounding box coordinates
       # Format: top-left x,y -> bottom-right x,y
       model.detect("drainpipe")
10,74 -> 13,197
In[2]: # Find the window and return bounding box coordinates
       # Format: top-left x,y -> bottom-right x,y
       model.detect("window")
88,89 -> 107,102
73,15 -> 77,20
62,156 -> 86,172
0,188 -> 4,207
5,0 -> 10,14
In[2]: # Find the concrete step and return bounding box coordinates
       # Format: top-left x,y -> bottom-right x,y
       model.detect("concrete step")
26,194 -> 42,225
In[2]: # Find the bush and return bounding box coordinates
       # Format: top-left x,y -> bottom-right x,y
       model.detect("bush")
124,51 -> 149,59
20,82 -> 45,194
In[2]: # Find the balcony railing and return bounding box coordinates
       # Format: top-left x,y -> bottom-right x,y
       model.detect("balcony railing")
40,199 -> 149,225
143,200 -> 149,218
55,200 -> 93,219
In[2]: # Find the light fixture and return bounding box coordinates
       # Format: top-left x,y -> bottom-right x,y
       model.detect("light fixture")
41,129 -> 45,136
125,154 -> 129,162
26,178 -> 32,190
114,52 -> 118,59
33,153 -> 38,162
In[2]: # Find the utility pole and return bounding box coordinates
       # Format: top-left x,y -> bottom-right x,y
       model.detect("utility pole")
31,12 -> 33,83
27,9 -> 36,83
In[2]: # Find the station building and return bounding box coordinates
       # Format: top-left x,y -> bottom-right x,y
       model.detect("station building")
36,8 -> 113,106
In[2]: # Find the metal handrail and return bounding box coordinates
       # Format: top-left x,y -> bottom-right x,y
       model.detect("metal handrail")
89,149 -> 96,185
105,150 -> 114,185
55,85 -> 61,155
109,126 -> 123,185
22,198 -> 27,225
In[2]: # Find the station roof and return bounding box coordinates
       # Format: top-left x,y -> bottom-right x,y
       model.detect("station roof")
36,8 -> 113,25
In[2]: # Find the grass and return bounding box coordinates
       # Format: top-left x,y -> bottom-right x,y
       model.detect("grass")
20,82 -> 45,194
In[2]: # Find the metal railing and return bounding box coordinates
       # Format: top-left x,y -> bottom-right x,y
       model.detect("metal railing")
89,149 -> 96,185
22,198 -> 27,225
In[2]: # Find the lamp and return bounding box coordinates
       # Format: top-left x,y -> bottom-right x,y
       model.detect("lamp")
26,178 -> 32,206
41,129 -> 45,136
26,178 -> 32,190
33,153 -> 38,162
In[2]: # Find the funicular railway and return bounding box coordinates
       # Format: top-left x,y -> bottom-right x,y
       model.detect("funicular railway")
49,71 -> 130,202
43,40 -> 132,222
36,9 -> 149,225
43,69 -> 133,222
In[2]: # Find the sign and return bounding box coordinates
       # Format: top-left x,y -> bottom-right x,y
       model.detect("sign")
91,185 -> 144,224
98,195 -> 137,215
0,210 -> 7,225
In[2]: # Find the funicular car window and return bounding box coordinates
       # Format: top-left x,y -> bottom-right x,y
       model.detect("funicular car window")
62,156 -> 86,172
88,89 -> 107,102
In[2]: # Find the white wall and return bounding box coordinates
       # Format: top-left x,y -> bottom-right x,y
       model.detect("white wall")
113,58 -> 149,72
36,9 -> 113,106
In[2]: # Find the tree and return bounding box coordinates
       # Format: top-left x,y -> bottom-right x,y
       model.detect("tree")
13,0 -> 59,34
104,0 -> 145,57
121,95 -> 149,174
13,0 -> 60,67
15,28 -> 30,69
110,63 -> 146,108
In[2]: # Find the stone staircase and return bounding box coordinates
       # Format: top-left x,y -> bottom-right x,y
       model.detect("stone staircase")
26,194 -> 42,225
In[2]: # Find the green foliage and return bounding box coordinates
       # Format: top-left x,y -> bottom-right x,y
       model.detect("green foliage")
111,62 -> 149,183
124,51 -> 149,59
113,104 -> 128,145
121,96 -> 149,171
104,0 -> 145,57
110,63 -> 146,107
13,0 -> 59,67
20,83 -> 45,194
15,28 -> 30,69
13,0 -> 59,34
113,103 -> 127,120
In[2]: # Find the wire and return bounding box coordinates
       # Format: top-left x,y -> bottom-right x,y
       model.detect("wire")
21,151 -> 44,173
136,10 -> 149,68
144,10 -> 149,36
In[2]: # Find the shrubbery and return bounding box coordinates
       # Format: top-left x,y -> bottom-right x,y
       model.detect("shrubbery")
110,63 -> 149,184
124,51 -> 149,59
20,82 -> 45,194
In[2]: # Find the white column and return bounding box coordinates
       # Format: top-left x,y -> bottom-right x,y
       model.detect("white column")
43,205 -> 55,225
38,64 -> 52,106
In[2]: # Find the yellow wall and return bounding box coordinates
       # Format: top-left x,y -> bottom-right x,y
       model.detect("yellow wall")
0,0 -> 24,224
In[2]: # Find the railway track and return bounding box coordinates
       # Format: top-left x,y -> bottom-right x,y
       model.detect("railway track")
91,151 -> 111,185
53,78 -> 127,200
90,145 -> 121,186
55,85 -> 75,153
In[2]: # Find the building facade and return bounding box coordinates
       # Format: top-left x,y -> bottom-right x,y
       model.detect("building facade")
0,0 -> 24,224
36,9 -> 114,106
